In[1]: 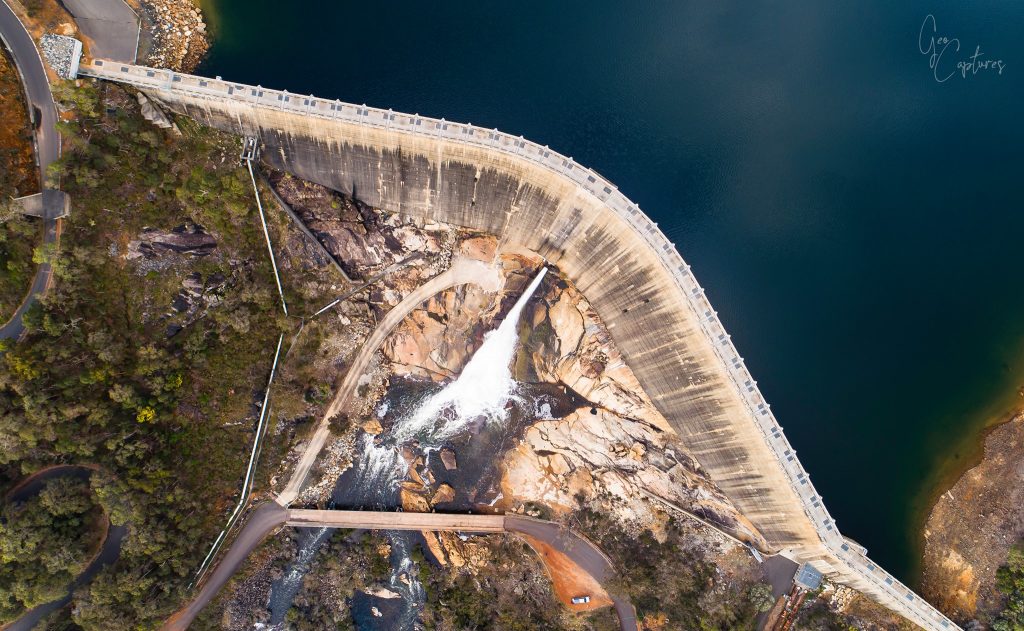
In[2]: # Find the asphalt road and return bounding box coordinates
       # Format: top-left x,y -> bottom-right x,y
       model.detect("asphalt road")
506,515 -> 639,631
0,0 -> 60,342
163,502 -> 289,631
61,0 -> 139,62
167,505 -> 638,631
4,467 -> 127,631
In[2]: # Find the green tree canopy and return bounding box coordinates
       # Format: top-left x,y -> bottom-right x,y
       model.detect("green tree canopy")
0,477 -> 101,622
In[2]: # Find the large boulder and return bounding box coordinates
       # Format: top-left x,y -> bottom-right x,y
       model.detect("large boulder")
126,224 -> 217,259
547,290 -> 584,356
458,235 -> 498,263
431,483 -> 456,506
531,282 -> 673,434
382,283 -> 506,380
439,447 -> 457,471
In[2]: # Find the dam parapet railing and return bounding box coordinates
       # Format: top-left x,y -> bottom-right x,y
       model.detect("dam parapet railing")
78,59 -> 957,631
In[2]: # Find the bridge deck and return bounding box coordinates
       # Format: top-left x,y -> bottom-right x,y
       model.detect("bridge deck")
286,509 -> 506,532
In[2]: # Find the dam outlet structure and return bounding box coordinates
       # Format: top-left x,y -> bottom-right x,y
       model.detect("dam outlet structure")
77,58 -> 958,631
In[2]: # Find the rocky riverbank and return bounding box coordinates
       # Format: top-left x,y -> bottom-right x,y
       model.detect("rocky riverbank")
501,270 -> 768,549
346,240 -> 769,570
262,170 -> 463,507
921,414 -> 1024,626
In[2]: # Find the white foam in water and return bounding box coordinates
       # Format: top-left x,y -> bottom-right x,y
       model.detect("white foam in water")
352,434 -> 404,499
394,267 -> 548,442
390,536 -> 425,601
275,269 -> 548,630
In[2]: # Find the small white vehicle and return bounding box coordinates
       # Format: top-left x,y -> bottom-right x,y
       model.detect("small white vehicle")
571,595 -> 591,605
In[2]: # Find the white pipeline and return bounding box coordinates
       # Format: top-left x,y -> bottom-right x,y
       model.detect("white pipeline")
247,159 -> 288,315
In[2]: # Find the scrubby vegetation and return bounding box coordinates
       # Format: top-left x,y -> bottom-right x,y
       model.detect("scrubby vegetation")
572,506 -> 763,630
419,536 -> 618,631
993,542 -> 1024,631
0,81 -> 285,628
0,217 -> 41,317
793,590 -> 917,631
0,477 -> 103,622
284,530 -> 392,631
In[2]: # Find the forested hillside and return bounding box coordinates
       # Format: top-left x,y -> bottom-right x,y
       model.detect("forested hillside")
0,81 -> 281,628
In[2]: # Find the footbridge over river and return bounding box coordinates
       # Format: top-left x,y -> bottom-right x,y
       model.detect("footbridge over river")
78,59 -> 957,631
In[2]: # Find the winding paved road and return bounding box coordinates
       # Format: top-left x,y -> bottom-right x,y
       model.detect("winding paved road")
3,466 -> 127,631
166,506 -> 637,631
164,502 -> 289,631
0,0 -> 60,342
167,260 -> 637,630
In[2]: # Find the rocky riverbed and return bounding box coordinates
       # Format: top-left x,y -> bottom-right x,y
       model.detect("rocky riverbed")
921,414 -> 1024,626
138,0 -> 208,71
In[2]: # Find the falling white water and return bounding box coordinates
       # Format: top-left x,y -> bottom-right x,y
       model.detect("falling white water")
536,401 -> 553,419
268,269 -> 549,630
393,267 -> 548,442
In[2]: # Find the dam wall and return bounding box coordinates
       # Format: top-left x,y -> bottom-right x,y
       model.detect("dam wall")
79,59 -> 957,631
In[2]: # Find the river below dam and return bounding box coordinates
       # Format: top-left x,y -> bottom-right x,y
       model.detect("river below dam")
196,0 -> 1024,582
266,270 -> 550,628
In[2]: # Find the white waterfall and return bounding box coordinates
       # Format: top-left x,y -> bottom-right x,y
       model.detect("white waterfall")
393,267 -> 548,442
270,268 -> 549,630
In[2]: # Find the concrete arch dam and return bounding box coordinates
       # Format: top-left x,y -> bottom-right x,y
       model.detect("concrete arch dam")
78,59 -> 957,631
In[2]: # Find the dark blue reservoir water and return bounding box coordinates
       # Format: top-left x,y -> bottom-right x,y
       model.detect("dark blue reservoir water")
197,0 -> 1024,582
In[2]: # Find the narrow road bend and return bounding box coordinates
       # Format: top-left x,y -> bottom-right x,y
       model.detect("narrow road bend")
506,515 -> 639,631
163,502 -> 289,631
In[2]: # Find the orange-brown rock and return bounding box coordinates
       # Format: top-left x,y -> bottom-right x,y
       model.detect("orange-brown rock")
439,447 -> 457,470
922,414 -> 1024,624
400,488 -> 430,513
458,235 -> 498,263
361,418 -> 383,435
431,483 -> 456,506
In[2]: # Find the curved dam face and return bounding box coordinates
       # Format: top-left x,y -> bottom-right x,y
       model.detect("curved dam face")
231,110 -> 821,550
77,60 -> 959,631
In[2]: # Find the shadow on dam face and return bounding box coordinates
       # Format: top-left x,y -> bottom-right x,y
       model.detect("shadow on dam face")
189,101 -> 814,544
